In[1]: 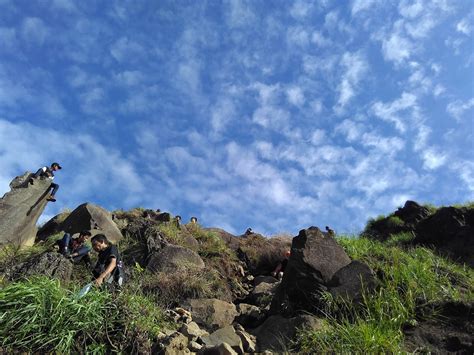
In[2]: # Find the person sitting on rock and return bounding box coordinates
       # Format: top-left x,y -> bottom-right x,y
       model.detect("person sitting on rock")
325,226 -> 335,238
271,250 -> 291,280
58,230 -> 92,265
30,162 -> 62,202
245,227 -> 253,235
91,234 -> 124,287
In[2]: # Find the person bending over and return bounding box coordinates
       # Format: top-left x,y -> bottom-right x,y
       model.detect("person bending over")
58,230 -> 92,266
91,234 -> 124,287
30,162 -> 62,202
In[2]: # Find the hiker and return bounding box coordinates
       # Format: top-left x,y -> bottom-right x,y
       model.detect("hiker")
271,250 -> 291,280
30,162 -> 62,202
91,234 -> 124,287
174,215 -> 182,229
325,226 -> 335,238
58,230 -> 92,265
245,227 -> 253,235
190,216 -> 198,224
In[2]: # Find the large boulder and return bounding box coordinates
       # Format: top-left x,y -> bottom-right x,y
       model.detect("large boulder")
36,211 -> 71,241
0,172 -> 53,247
7,251 -> 73,282
186,298 -> 238,331
61,203 -> 123,242
328,260 -> 376,302
147,245 -> 205,273
415,206 -> 474,266
270,226 -> 351,314
251,314 -> 321,352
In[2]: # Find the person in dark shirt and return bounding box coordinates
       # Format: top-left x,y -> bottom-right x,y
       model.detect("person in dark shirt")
30,162 -> 62,202
271,250 -> 291,280
58,230 -> 92,265
91,234 -> 124,287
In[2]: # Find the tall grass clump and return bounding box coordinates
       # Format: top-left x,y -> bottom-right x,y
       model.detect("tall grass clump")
0,276 -> 117,353
298,236 -> 474,353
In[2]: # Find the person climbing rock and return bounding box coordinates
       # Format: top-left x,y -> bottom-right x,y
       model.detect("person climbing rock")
325,226 -> 335,238
91,234 -> 124,287
58,230 -> 92,266
271,250 -> 291,280
30,162 -> 62,202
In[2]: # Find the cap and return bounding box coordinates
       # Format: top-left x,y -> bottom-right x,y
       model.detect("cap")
51,162 -> 62,169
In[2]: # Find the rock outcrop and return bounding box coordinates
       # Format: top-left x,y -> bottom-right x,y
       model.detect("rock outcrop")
147,245 -> 205,273
328,260 -> 376,302
61,203 -> 123,242
270,226 -> 352,314
415,206 -> 474,266
7,251 -> 73,282
0,172 -> 53,247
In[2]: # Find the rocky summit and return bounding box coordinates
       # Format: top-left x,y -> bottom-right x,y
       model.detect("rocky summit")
0,181 -> 472,354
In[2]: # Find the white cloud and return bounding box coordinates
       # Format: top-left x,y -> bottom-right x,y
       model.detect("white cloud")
290,0 -> 313,19
351,0 -> 376,15
456,17 -> 472,35
382,25 -> 413,64
0,118 -> 144,210
336,52 -> 368,108
310,129 -> 326,145
372,92 -> 418,132
422,148 -> 447,170
211,97 -> 235,137
286,86 -> 305,106
398,0 -> 424,19
311,31 -> 331,47
114,70 -> 146,87
446,98 -> 474,121
433,84 -> 445,97
110,37 -> 145,62
287,26 -> 310,47
21,17 -> 48,46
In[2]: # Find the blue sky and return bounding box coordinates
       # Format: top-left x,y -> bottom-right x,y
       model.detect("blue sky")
0,0 -> 473,236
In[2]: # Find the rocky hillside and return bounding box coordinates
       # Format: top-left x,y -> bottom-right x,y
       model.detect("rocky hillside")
0,175 -> 473,353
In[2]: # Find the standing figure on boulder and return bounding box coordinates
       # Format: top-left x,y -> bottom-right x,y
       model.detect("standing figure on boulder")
57,230 -> 92,266
190,216 -> 198,224
91,234 -> 124,287
174,215 -> 182,229
271,250 -> 291,280
30,162 -> 62,202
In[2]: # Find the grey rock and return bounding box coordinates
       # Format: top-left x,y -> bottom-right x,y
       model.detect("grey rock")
180,321 -> 209,340
0,172 -> 53,247
61,203 -> 123,242
270,226 -> 351,314
158,332 -> 190,355
235,329 -> 256,353
201,326 -> 243,354
8,251 -> 73,282
254,275 -> 279,286
186,298 -> 238,331
147,245 -> 205,273
188,340 -> 202,351
202,342 -> 238,355
328,260 -> 376,302
252,314 -> 321,352
235,303 -> 265,328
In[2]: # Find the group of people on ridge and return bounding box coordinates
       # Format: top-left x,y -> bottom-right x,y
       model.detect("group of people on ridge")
31,162 -> 123,287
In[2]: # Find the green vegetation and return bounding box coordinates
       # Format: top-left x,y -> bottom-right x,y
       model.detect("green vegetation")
297,236 -> 474,353
0,276 -> 172,353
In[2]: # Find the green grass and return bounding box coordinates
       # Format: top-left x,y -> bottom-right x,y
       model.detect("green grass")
297,236 -> 474,353
0,277 -> 116,353
0,275 -> 173,353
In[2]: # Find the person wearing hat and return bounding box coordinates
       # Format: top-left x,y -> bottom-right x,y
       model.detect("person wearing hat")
30,162 -> 62,202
